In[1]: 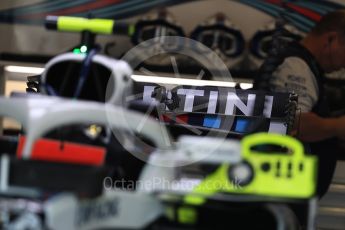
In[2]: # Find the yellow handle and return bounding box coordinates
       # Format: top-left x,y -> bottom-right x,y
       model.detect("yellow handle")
242,133 -> 304,159
57,16 -> 114,34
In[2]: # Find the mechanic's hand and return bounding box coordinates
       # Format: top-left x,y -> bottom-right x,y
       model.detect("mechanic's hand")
335,115 -> 345,140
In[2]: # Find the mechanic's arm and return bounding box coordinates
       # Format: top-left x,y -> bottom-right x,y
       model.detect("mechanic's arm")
297,112 -> 345,142
269,57 -> 345,142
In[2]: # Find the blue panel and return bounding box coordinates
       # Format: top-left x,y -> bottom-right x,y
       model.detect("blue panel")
235,118 -> 250,133
203,116 -> 221,129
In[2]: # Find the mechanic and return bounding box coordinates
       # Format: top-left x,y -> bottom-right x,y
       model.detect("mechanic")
254,10 -> 345,197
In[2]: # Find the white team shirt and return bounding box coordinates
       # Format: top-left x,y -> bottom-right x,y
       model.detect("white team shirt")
269,57 -> 319,112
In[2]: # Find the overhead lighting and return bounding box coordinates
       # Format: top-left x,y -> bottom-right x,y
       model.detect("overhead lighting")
5,66 -> 44,75
239,83 -> 253,89
131,75 -> 253,89
4,66 -> 254,89
131,75 -> 237,87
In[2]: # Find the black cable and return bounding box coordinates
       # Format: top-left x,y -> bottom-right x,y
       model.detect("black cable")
73,46 -> 100,99
296,108 -> 302,138
43,83 -> 59,96
91,61 -> 106,102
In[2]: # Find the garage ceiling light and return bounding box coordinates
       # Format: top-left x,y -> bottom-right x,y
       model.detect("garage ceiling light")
5,65 -> 44,75
4,66 -> 253,89
131,74 -> 253,89
239,83 -> 253,89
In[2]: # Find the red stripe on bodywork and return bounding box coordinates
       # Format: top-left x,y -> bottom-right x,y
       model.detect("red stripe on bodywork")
162,114 -> 189,124
17,136 -> 106,166
20,0 -> 122,19
265,0 -> 282,5
286,3 -> 322,21
175,115 -> 189,124
264,0 -> 322,22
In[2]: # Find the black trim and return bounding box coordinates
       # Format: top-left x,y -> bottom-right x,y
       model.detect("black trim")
9,156 -> 109,198
131,19 -> 185,45
0,52 -> 52,64
250,30 -> 302,59
190,24 -> 245,58
45,15 -> 58,31
112,22 -> 130,35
